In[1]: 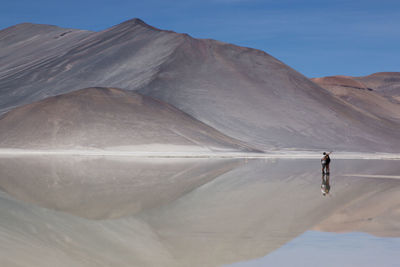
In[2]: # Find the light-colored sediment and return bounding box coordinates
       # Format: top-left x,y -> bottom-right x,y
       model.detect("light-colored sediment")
344,174 -> 400,179
0,149 -> 399,160
0,87 -> 255,153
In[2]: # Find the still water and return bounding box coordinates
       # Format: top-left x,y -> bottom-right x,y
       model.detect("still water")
227,231 -> 400,267
0,156 -> 399,266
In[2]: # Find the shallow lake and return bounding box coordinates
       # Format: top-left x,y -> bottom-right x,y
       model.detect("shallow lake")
0,156 -> 399,266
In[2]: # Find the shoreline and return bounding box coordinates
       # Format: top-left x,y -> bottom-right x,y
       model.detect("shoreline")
0,149 -> 399,160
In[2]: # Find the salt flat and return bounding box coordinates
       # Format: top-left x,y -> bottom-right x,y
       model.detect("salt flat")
0,148 -> 399,160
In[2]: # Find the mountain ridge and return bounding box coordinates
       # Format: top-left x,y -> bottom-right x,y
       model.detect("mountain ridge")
1,19 -> 399,152
312,73 -> 400,122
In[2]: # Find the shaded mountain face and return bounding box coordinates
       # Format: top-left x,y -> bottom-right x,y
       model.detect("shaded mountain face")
0,19 -> 181,112
0,87 -> 254,152
312,73 -> 400,122
0,19 -> 399,151
0,23 -> 92,91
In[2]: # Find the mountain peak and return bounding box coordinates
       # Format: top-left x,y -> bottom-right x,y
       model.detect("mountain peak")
0,22 -> 60,33
115,18 -> 162,32
126,18 -> 147,25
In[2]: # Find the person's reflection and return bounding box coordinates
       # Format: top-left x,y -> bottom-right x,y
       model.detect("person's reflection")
321,173 -> 331,196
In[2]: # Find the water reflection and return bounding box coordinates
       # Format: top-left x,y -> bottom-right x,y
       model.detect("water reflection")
321,173 -> 331,196
0,156 -> 242,219
226,231 -> 400,267
0,157 -> 399,266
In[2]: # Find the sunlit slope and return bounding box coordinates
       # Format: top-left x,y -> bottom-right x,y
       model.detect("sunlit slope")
0,87 -> 254,152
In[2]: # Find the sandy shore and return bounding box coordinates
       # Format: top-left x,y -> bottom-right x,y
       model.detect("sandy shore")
0,148 -> 399,160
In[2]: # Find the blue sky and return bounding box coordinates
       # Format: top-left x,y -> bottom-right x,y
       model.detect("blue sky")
1,0 -> 399,77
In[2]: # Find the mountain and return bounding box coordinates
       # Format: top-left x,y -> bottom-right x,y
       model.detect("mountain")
0,19 -> 179,113
355,72 -> 400,102
0,87 -> 254,152
312,73 -> 400,122
0,23 -> 92,93
0,19 -> 399,152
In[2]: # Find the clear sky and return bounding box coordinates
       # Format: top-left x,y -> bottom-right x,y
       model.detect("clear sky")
1,0 -> 399,77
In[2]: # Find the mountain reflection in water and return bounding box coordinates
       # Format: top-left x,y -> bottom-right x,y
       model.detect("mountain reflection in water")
0,156 -> 399,267
226,231 -> 400,267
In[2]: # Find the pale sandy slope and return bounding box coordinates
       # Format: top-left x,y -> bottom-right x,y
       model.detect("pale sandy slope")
0,87 -> 256,152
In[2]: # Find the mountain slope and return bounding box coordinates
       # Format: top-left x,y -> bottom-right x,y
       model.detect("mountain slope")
312,73 -> 400,121
136,36 -> 400,151
354,72 -> 400,102
0,23 -> 92,85
0,19 -> 399,151
0,87 -> 255,152
0,19 -> 182,113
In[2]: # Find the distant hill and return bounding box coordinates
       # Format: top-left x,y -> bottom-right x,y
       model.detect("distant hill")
354,72 -> 400,102
0,87 -> 255,152
312,73 -> 400,122
1,19 -> 399,152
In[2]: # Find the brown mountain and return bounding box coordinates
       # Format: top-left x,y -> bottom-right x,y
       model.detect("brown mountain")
355,72 -> 400,99
312,73 -> 400,122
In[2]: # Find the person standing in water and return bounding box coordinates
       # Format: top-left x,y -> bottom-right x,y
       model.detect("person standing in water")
321,152 -> 331,174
